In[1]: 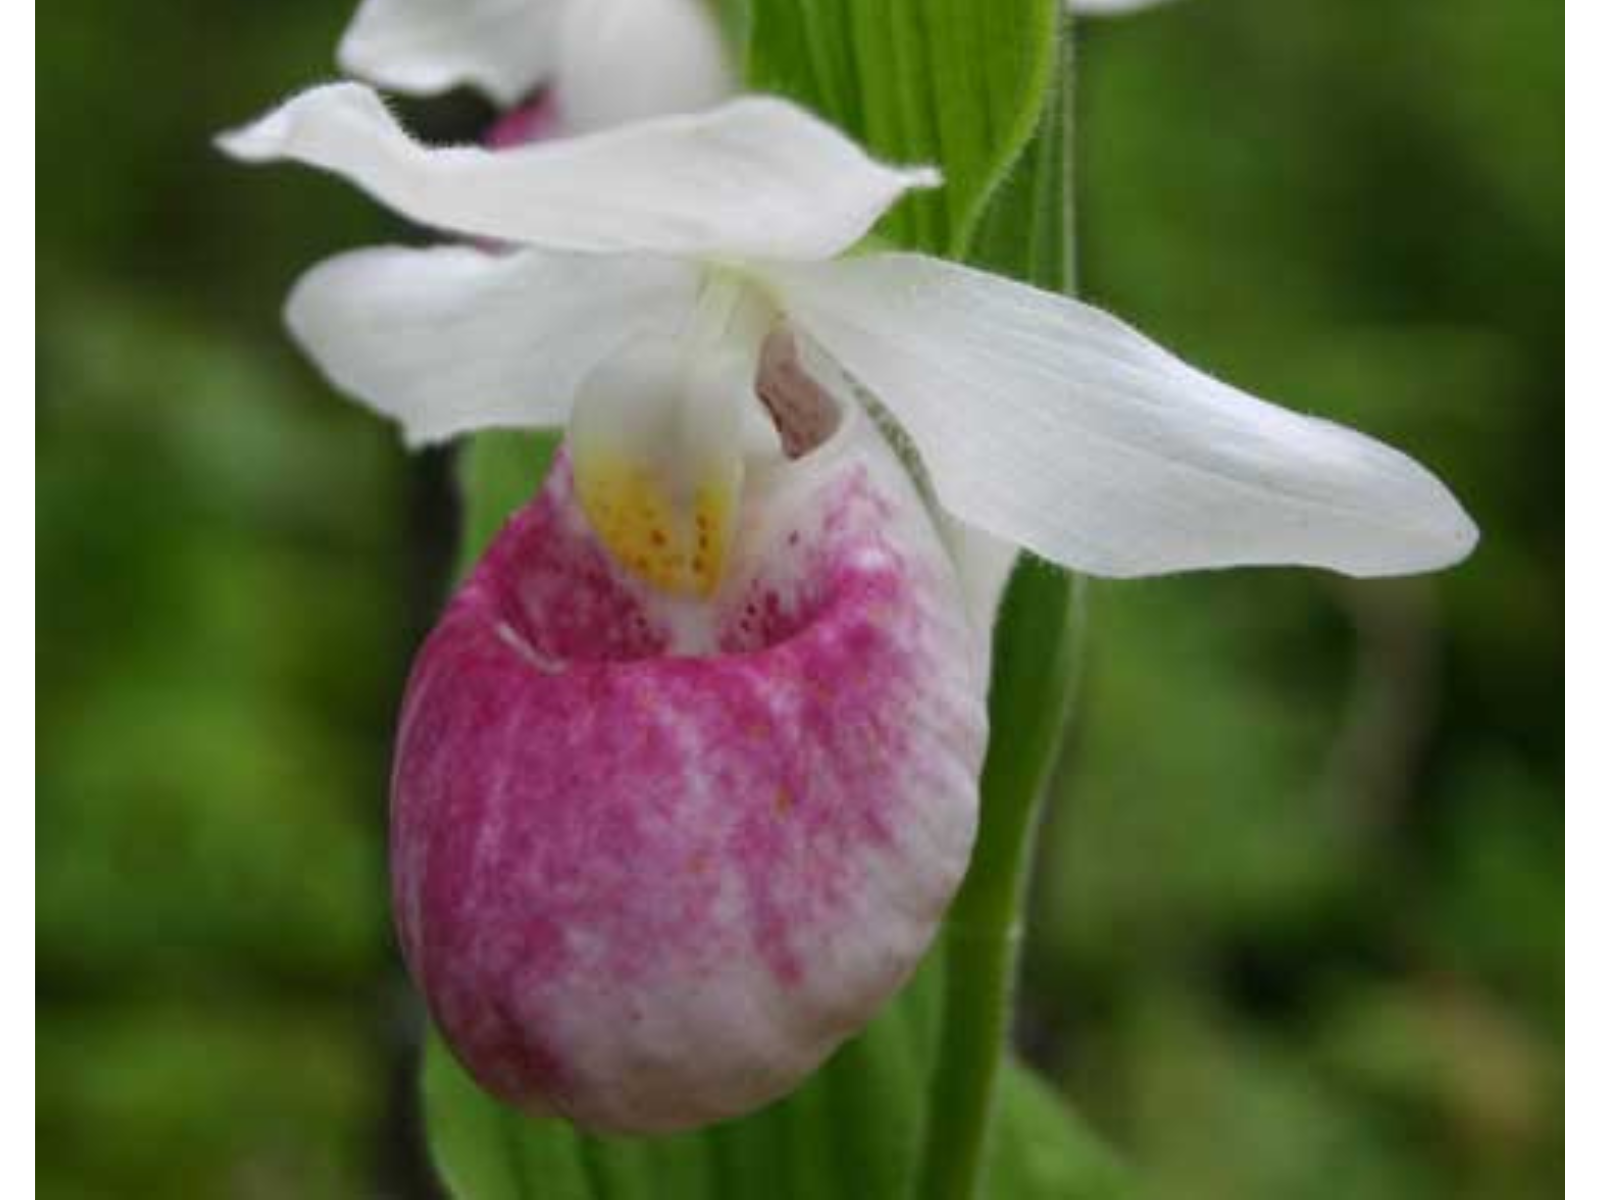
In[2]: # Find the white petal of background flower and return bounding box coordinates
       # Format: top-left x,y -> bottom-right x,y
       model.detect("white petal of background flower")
286,244 -> 700,446
1070,0 -> 1182,15
764,253 -> 1478,579
218,85 -> 938,260
339,0 -> 561,108
554,0 -> 732,134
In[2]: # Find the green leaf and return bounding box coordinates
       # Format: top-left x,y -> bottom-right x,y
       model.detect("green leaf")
968,28 -> 1073,292
746,0 -> 1060,260
455,430 -> 561,575
424,1024 -> 1132,1200
989,1063 -> 1133,1200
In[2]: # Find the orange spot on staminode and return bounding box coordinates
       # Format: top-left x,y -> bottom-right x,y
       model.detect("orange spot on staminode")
574,451 -> 733,597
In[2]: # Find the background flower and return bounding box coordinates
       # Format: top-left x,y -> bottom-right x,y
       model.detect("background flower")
338,0 -> 731,133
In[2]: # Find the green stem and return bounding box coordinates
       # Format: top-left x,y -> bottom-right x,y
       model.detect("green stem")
912,14 -> 1078,1199
911,564 -> 1086,1200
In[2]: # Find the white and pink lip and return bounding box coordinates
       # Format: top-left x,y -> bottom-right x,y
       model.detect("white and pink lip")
393,392 -> 988,1132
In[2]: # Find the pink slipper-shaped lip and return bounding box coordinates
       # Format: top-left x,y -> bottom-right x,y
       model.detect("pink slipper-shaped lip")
391,409 -> 987,1133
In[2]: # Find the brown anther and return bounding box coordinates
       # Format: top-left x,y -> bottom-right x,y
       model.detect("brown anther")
756,328 -> 842,459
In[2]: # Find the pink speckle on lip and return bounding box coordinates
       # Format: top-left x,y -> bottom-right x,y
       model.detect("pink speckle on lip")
391,422 -> 987,1134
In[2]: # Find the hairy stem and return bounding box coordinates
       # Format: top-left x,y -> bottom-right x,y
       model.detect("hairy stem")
912,565 -> 1085,1200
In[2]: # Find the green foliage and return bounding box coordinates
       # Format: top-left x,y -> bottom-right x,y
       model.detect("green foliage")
425,1020 -> 1131,1200
746,0 -> 1058,260
1024,6 -> 1562,1198
38,1003 -> 381,1200
37,283 -> 401,1198
457,431 -> 562,573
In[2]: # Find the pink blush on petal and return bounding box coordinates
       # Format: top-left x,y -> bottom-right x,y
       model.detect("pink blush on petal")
484,93 -> 563,150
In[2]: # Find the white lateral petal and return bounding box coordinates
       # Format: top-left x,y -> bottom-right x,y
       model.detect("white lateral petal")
555,0 -> 733,134
338,0 -> 560,108
218,84 -> 938,260
286,243 -> 700,446
765,254 -> 1478,579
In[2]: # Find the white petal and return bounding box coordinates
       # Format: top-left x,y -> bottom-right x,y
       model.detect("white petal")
555,0 -> 732,134
286,243 -> 700,445
337,0 -> 559,108
218,84 -> 938,260
764,254 -> 1478,579
1070,0 -> 1180,15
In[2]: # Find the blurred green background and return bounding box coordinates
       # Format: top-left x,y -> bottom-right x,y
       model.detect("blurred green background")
37,1 -> 1561,1197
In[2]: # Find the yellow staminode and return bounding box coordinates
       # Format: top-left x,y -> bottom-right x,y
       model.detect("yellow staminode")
569,274 -> 768,599
574,451 -> 735,598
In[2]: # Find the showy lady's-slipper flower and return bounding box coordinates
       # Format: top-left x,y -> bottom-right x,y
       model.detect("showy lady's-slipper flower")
339,0 -> 730,143
220,86 -> 1476,1132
